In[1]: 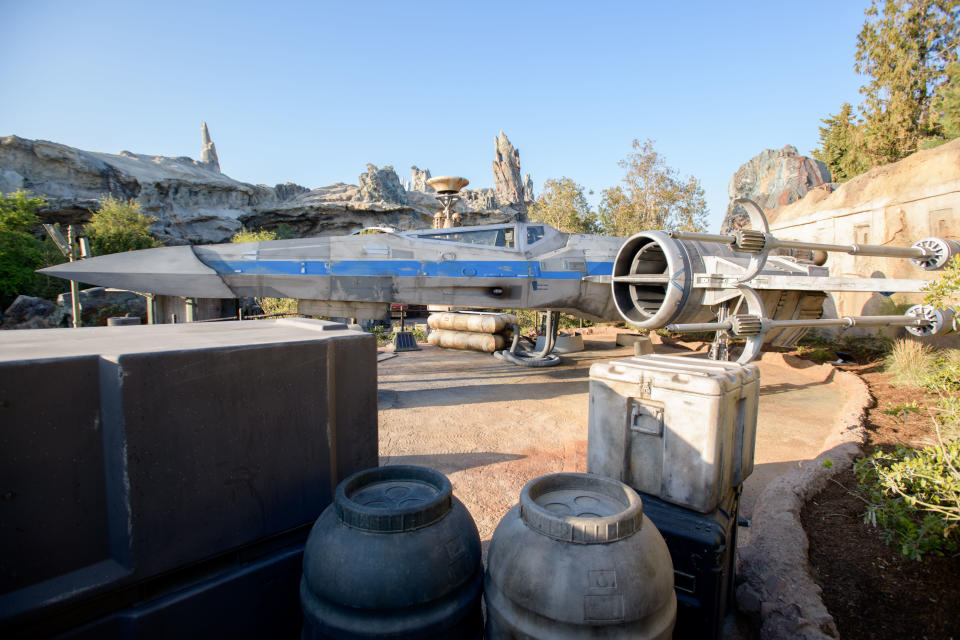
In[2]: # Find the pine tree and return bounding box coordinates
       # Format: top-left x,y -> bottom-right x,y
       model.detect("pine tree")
813,103 -> 870,181
855,0 -> 960,163
934,61 -> 960,139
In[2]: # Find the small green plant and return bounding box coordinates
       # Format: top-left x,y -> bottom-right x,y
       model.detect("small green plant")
370,323 -> 392,345
924,349 -> 960,392
796,344 -> 836,363
85,196 -> 162,255
883,401 -> 922,421
855,438 -> 960,560
923,255 -> 960,328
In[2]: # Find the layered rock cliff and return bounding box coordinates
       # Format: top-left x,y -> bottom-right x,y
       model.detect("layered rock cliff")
0,128 -> 525,245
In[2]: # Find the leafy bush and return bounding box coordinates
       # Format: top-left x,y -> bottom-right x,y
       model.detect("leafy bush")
855,438 -> 960,560
85,196 -> 161,255
231,227 -> 278,243
0,190 -> 47,309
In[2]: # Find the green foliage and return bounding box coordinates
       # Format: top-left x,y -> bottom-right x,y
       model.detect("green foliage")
596,139 -> 707,236
925,349 -> 960,392
934,61 -> 960,138
813,1 -> 960,177
883,401 -> 922,420
0,189 -> 45,233
527,177 -> 597,234
798,330 -> 893,363
85,196 -> 161,255
855,438 -> 960,560
812,103 -> 871,181
231,227 -> 278,243
923,254 -> 960,313
0,190 -> 47,309
855,0 -> 960,163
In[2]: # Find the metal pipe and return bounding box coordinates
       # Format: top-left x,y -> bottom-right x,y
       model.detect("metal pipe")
769,238 -> 928,258
669,231 -> 736,244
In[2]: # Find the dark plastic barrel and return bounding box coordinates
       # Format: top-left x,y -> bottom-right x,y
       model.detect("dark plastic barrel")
300,465 -> 483,639
484,472 -> 676,639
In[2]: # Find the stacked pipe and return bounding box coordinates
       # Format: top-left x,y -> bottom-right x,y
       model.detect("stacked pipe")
427,312 -> 517,353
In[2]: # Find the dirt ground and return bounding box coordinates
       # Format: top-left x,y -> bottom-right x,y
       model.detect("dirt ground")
801,367 -> 960,640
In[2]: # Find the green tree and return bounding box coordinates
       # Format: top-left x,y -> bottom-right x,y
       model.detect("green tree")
85,196 -> 161,255
813,103 -> 871,181
0,190 -> 47,309
596,139 -> 707,237
527,177 -> 597,233
855,0 -> 960,163
934,61 -> 960,139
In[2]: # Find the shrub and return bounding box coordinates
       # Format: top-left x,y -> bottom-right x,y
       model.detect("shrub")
85,196 -> 161,255
0,190 -> 47,309
855,438 -> 960,560
231,227 -> 277,243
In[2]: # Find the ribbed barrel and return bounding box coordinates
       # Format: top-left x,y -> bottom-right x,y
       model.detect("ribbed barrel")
428,329 -> 506,353
427,312 -> 517,334
484,473 -> 676,639
301,466 -> 483,639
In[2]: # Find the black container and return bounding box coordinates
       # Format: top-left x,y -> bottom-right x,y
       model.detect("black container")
300,465 -> 483,639
636,487 -> 740,640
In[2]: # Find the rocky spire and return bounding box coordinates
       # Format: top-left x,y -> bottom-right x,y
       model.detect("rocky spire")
523,173 -> 534,202
411,165 -> 433,192
200,121 -> 220,173
492,130 -> 525,207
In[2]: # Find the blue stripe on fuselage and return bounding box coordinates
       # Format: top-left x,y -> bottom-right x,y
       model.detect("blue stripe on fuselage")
205,259 -> 612,280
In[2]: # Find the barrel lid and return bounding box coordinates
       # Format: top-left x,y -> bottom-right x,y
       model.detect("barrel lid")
335,465 -> 452,533
520,473 -> 643,544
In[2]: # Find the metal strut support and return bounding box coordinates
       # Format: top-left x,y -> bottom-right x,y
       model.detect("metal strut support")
494,311 -> 562,367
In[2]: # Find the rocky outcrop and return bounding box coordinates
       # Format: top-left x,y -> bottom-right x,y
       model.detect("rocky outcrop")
1,132 -> 524,245
492,131 -> 526,208
57,287 -> 147,326
411,166 -> 433,192
200,121 -> 220,173
722,146 -> 832,232
1,295 -> 63,329
354,164 -> 407,204
523,173 -> 534,202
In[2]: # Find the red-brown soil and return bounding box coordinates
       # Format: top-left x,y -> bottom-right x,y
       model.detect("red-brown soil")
801,366 -> 960,639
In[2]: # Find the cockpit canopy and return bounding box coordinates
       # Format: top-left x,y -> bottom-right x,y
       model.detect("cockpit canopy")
405,223 -> 551,251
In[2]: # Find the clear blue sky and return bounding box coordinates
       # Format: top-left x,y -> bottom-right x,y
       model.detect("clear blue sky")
1,1 -> 870,232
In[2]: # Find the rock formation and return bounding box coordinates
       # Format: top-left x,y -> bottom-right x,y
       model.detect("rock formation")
411,166 -> 433,192
492,131 -> 526,208
354,164 -> 408,205
1,295 -> 63,329
523,173 -> 534,202
200,121 -> 220,173
0,132 -> 521,245
722,145 -> 832,232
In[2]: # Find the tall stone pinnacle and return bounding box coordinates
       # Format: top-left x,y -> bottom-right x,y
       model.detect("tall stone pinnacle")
200,121 -> 220,173
492,130 -> 525,207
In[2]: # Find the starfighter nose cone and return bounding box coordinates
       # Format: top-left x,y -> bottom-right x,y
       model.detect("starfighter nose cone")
38,245 -> 236,298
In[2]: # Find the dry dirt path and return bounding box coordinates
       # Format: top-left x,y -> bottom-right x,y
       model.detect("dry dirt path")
377,336 -> 866,567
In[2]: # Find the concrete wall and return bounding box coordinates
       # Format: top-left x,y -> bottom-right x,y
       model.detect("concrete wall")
767,139 -> 960,329
0,319 -> 378,635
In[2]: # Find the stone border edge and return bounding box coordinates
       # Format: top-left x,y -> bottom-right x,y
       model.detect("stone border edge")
736,368 -> 870,640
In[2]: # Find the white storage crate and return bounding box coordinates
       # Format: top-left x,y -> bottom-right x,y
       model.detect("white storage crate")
587,354 -> 759,513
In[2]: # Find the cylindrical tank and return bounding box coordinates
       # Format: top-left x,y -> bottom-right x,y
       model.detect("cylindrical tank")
106,316 -> 141,326
301,465 -> 483,639
485,473 -> 676,639
428,312 -> 518,334
428,329 -> 507,353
